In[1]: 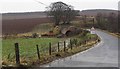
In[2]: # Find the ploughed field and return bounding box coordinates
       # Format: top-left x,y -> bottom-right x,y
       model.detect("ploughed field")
2,18 -> 51,34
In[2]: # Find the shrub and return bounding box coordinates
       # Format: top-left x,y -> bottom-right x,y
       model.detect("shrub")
53,26 -> 61,35
32,33 -> 39,38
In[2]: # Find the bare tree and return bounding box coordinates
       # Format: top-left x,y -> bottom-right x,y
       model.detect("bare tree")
46,1 -> 77,25
107,12 -> 118,32
82,15 -> 87,24
118,11 -> 120,33
96,13 -> 102,27
63,5 -> 78,24
96,12 -> 118,33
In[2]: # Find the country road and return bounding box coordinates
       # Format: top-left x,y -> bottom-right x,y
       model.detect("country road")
42,30 -> 119,67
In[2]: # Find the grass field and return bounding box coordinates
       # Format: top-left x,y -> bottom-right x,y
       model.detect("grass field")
2,38 -> 61,62
2,32 -> 98,66
31,23 -> 53,34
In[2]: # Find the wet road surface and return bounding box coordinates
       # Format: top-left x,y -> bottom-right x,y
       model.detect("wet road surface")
42,30 -> 118,67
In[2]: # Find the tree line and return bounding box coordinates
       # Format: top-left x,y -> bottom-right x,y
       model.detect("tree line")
95,12 -> 119,33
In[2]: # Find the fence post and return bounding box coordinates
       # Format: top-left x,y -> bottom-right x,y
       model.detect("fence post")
49,42 -> 51,55
84,40 -> 86,44
64,41 -> 66,52
58,42 -> 60,52
85,40 -> 87,44
36,44 -> 40,60
70,39 -> 72,50
79,41 -> 81,47
89,37 -> 91,40
75,39 -> 78,46
15,43 -> 20,65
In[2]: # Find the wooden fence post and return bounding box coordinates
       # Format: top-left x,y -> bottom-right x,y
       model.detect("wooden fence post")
75,39 -> 77,46
79,41 -> 81,47
15,43 -> 20,65
70,39 -> 72,50
49,42 -> 51,55
85,40 -> 87,44
84,40 -> 86,44
64,41 -> 66,52
36,44 -> 40,60
58,42 -> 60,52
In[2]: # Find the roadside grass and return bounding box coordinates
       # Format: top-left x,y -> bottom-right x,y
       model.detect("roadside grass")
35,34 -> 99,66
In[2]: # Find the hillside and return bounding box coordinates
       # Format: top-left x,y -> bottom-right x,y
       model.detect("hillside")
80,9 -> 118,16
2,9 -> 118,20
2,11 -> 47,20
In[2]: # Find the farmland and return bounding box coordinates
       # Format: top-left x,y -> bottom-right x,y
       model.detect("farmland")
2,18 -> 51,34
2,12 -> 80,35
2,38 -> 62,64
2,11 -> 100,67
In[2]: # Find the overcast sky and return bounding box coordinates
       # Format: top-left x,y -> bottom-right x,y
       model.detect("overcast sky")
0,0 -> 119,13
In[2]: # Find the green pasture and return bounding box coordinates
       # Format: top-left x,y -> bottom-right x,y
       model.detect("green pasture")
2,38 -> 60,60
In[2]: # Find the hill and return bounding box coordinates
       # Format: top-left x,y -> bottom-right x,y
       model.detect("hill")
2,11 -> 47,20
80,9 -> 118,16
2,9 -> 118,20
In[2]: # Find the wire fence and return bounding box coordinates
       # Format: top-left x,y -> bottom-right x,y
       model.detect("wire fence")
12,35 -> 99,65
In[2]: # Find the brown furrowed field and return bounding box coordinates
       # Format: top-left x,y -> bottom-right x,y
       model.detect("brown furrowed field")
2,17 -> 51,35
2,17 -> 80,35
